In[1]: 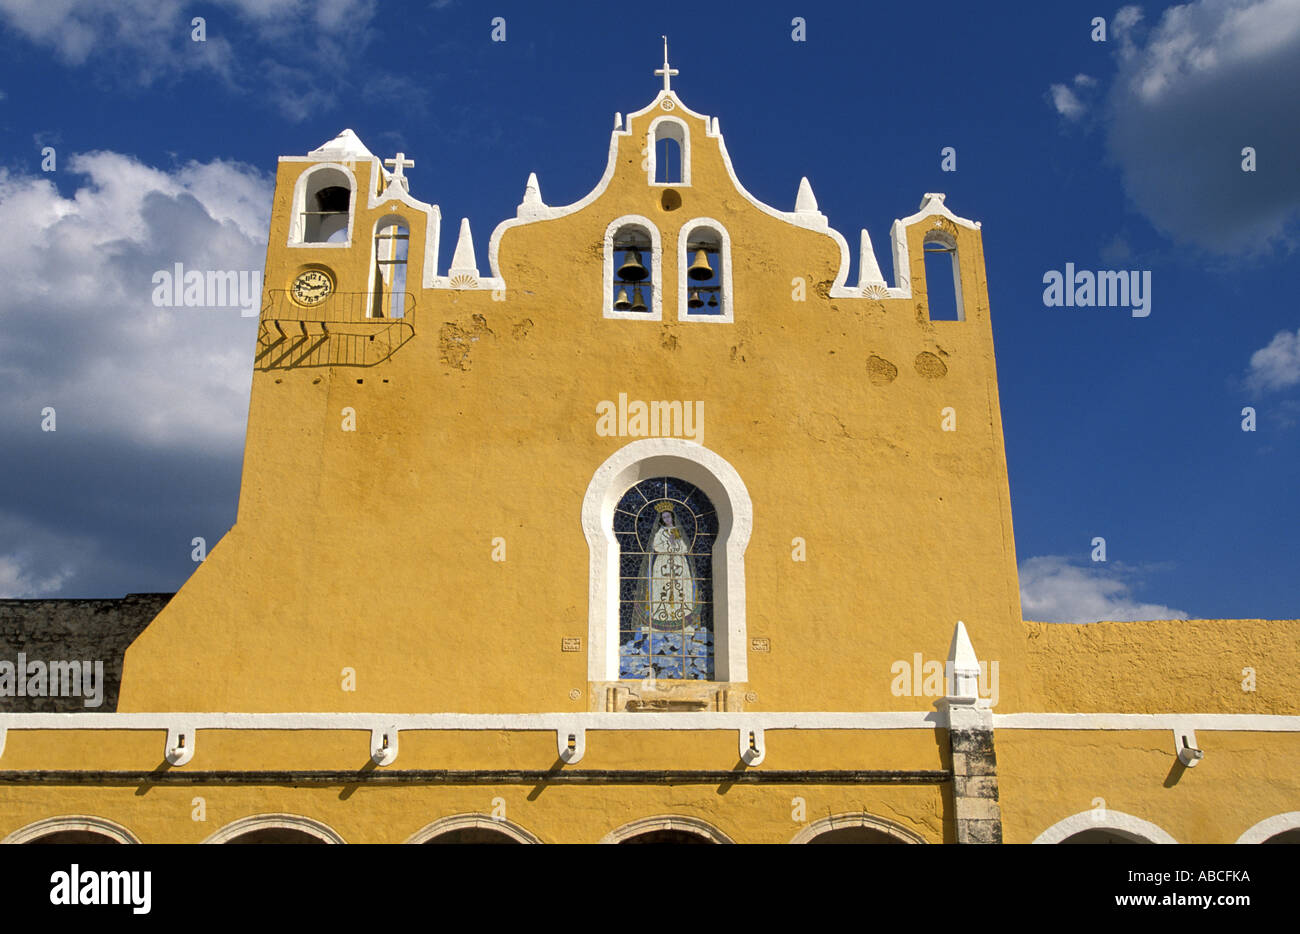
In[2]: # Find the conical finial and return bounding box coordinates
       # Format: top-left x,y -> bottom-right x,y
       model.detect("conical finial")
858,229 -> 887,289
449,218 -> 479,278
795,176 -> 819,213
523,172 -> 543,204
946,620 -> 981,702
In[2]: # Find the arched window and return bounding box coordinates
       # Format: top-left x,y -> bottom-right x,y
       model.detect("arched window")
679,220 -> 733,321
291,165 -> 355,244
648,117 -> 690,186
604,217 -> 661,320
615,476 -> 717,680
922,230 -> 963,321
583,439 -> 752,685
371,216 -> 409,318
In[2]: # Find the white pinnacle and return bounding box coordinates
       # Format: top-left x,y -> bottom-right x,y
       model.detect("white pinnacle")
858,229 -> 886,288
449,218 -> 479,278
795,176 -> 819,213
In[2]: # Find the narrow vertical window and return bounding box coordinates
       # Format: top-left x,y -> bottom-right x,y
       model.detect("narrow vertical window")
923,232 -> 963,321
615,477 -> 716,680
372,218 -> 409,318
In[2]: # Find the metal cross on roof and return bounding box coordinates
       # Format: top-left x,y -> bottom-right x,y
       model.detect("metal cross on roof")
655,36 -> 678,92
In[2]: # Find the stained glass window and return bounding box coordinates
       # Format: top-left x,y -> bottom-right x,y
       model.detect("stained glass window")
616,476 -> 716,680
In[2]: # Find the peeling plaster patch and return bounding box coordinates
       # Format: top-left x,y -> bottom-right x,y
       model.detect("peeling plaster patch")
867,355 -> 898,384
914,352 -> 948,379
439,314 -> 493,370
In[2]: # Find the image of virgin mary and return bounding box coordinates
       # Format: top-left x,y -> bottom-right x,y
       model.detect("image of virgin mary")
637,501 -> 697,631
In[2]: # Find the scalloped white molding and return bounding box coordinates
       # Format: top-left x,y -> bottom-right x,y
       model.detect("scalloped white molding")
1235,812 -> 1300,844
600,814 -> 734,844
1033,810 -> 1178,844
203,813 -> 345,844
789,812 -> 927,844
406,813 -> 541,844
2,815 -> 140,845
581,439 -> 753,682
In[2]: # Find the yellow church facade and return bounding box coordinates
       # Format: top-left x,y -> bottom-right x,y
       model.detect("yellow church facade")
2,58 -> 1298,845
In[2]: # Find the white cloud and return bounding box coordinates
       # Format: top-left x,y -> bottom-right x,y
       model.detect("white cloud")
1048,73 -> 1099,121
0,553 -> 72,598
1019,555 -> 1189,623
1106,0 -> 1300,252
0,151 -> 271,453
1246,327 -> 1300,392
1050,83 -> 1086,120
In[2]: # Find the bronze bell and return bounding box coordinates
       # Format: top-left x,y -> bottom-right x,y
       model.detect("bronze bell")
630,286 -> 647,312
687,249 -> 713,281
613,288 -> 631,310
688,291 -> 704,309
617,248 -> 648,281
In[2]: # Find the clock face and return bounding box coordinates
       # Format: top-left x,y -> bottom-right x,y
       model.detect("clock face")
290,269 -> 333,306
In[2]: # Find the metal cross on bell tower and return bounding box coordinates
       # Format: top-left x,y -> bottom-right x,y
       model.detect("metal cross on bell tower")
654,36 -> 678,92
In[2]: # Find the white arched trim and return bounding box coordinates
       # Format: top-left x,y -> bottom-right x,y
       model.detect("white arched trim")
406,813 -> 541,844
203,813 -> 346,844
1033,810 -> 1178,844
789,812 -> 928,844
287,162 -> 357,248
603,215 -> 663,321
600,814 -> 734,844
647,115 -> 691,186
3,815 -> 140,845
583,438 -> 752,682
678,217 -> 734,323
1236,812 -> 1300,844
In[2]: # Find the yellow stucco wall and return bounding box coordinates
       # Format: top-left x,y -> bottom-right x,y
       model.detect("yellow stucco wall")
3,88 -> 1296,844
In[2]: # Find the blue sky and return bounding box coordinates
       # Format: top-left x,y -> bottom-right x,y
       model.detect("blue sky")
0,0 -> 1296,621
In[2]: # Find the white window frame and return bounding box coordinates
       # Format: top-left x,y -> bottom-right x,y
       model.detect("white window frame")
678,218 -> 734,323
582,438 -> 752,683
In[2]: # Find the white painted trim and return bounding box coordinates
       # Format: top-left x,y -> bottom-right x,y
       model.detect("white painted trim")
603,216 -> 662,320
1235,812 -> 1300,844
287,162 -> 357,248
600,814 -> 734,844
647,115 -> 691,186
789,812 -> 927,844
2,815 -> 140,845
203,813 -> 345,844
406,813 -> 541,844
1033,810 -> 1178,844
677,218 -> 733,323
485,88 -> 861,300
1,711 -> 1294,733
993,713 -> 1300,731
581,439 -> 753,682
881,193 -> 981,301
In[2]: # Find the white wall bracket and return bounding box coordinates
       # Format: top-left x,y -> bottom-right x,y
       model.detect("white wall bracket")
371,727 -> 398,766
557,727 -> 585,764
1175,729 -> 1203,767
740,726 -> 765,765
165,727 -> 194,766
